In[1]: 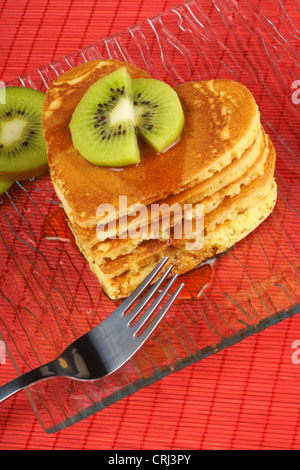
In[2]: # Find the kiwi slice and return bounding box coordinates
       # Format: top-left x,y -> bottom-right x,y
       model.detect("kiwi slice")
69,67 -> 140,167
0,180 -> 13,194
132,78 -> 185,153
0,86 -> 48,181
69,68 -> 185,168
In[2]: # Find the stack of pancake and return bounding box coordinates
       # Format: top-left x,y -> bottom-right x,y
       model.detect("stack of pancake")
42,60 -> 277,300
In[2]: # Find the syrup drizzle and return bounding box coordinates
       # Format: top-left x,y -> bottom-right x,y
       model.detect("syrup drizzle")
41,207 -> 76,248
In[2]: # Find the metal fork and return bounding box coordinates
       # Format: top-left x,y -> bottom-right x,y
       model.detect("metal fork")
0,257 -> 184,403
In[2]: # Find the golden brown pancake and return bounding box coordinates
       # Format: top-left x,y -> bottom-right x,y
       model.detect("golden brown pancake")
87,183 -> 277,299
43,60 -> 260,228
68,128 -> 268,266
73,138 -> 276,291
68,126 -> 266,247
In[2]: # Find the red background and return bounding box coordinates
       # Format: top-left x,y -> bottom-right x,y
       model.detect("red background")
1,0 -> 300,450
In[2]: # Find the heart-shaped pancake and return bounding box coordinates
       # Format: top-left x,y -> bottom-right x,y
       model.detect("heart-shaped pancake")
42,60 -> 276,299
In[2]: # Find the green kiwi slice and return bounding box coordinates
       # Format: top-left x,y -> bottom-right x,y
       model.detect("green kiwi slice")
132,78 -> 185,153
69,67 -> 140,167
69,67 -> 185,168
0,86 -> 48,181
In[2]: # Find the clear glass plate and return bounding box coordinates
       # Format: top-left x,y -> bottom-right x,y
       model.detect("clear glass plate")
1,0 -> 300,433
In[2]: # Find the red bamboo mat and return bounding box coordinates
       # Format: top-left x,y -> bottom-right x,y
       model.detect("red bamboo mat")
1,0 -> 300,450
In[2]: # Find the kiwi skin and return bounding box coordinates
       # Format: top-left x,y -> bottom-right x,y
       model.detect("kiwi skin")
0,163 -> 49,181
0,163 -> 49,182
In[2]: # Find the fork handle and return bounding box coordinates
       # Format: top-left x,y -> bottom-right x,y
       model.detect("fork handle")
0,363 -> 56,403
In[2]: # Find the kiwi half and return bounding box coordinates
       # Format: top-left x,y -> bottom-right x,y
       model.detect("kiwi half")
0,86 -> 48,181
69,67 -> 185,168
133,78 -> 185,153
70,67 -> 140,167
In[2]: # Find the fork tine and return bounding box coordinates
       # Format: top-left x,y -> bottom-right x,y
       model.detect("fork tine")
131,274 -> 179,336
115,257 -> 169,315
126,264 -> 174,325
134,282 -> 185,344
